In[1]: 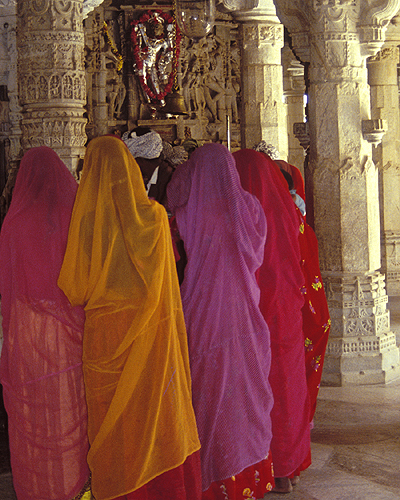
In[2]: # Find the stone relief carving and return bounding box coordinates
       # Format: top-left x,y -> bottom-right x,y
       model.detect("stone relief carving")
243,22 -> 283,44
323,272 -> 393,346
339,158 -> 361,180
0,0 -> 106,19
83,3 -> 241,145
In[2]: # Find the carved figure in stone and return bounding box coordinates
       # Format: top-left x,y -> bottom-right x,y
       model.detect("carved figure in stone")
108,79 -> 119,120
203,36 -> 226,123
137,13 -> 174,99
115,72 -> 126,118
225,79 -> 239,123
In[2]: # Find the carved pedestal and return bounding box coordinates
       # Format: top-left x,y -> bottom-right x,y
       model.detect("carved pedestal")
17,0 -> 87,172
324,272 -> 400,385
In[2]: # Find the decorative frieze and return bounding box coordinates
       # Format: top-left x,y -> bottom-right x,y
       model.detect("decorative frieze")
242,22 -> 283,45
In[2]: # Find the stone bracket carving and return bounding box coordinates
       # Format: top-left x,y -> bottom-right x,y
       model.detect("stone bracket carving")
293,121 -> 309,150
362,118 -> 387,146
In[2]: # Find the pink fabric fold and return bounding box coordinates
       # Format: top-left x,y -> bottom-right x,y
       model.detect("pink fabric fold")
167,143 -> 274,491
0,146 -> 89,500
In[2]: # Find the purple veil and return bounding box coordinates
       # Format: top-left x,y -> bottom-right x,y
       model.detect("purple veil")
167,143 -> 273,491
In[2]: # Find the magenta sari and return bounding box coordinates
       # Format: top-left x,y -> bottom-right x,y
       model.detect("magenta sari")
167,143 -> 274,492
233,149 -> 311,478
0,147 -> 90,500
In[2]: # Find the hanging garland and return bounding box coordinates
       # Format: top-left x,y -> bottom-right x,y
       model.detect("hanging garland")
102,21 -> 124,73
131,10 -> 181,102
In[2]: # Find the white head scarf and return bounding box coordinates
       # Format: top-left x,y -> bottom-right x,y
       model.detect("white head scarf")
162,141 -> 188,166
253,141 -> 280,160
122,130 -> 163,159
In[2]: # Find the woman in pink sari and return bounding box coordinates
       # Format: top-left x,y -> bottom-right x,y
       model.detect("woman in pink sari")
233,149 -> 311,494
0,147 -> 90,500
167,143 -> 275,499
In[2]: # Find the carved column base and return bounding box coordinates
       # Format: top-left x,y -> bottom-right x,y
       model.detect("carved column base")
322,271 -> 400,386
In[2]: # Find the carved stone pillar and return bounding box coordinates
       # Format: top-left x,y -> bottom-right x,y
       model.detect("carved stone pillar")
368,40 -> 400,295
274,0 -> 400,385
17,0 -> 87,171
0,4 -> 22,170
233,2 -> 288,154
282,43 -> 305,173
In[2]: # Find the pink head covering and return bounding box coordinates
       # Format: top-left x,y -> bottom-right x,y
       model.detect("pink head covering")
233,149 -> 311,477
167,143 -> 274,491
0,146 -> 89,500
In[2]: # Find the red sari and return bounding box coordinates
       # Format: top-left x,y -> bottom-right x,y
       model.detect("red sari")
202,453 -> 274,500
275,160 -> 305,202
233,149 -> 311,479
297,211 -> 331,421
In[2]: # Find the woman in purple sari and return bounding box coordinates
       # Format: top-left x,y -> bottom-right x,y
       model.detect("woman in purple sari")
167,143 -> 275,499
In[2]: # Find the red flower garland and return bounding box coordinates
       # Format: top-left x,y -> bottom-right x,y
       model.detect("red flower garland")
131,10 -> 181,102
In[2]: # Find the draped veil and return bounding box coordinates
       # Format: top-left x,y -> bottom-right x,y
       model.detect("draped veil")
58,136 -> 200,500
168,143 -> 274,491
0,146 -> 90,500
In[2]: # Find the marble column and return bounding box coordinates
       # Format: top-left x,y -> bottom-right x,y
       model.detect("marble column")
282,42 -> 305,174
233,2 -> 288,154
0,3 -> 22,170
274,0 -> 400,385
17,0 -> 87,172
367,40 -> 400,296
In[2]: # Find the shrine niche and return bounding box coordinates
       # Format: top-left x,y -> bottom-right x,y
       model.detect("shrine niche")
83,2 -> 241,148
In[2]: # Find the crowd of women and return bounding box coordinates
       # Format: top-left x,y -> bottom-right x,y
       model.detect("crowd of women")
0,130 -> 330,500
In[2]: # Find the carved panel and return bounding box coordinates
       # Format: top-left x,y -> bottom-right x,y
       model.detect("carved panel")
242,22 -> 283,45
84,4 -> 242,145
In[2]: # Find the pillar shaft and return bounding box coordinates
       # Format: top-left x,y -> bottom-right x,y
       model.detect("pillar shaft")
282,43 -> 305,173
274,0 -> 400,385
234,4 -> 288,153
367,45 -> 400,295
17,0 -> 87,171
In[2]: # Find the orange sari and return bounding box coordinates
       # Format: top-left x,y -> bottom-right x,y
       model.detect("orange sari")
58,136 -> 200,500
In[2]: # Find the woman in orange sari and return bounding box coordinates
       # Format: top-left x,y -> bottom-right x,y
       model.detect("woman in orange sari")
58,136 -> 201,500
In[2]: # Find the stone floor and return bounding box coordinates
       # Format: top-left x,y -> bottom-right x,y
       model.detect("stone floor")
0,299 -> 400,500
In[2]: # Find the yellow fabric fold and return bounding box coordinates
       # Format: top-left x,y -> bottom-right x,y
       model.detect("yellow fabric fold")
58,136 -> 200,500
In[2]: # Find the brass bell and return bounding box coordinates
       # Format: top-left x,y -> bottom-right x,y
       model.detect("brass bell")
160,87 -> 188,116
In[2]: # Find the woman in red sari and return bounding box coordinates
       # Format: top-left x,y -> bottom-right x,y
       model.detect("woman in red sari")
233,149 -> 311,494
278,171 -> 331,422
0,146 -> 91,500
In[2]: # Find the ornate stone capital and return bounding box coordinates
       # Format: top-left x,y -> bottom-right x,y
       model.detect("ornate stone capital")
232,0 -> 281,23
274,0 -> 400,62
217,0 -> 258,12
82,0 -> 104,19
